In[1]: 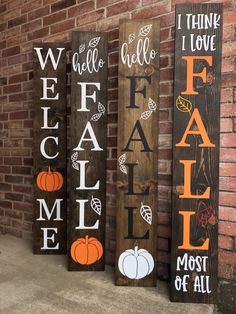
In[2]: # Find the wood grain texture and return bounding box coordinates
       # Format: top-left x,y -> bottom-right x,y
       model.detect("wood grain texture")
68,32 -> 107,271
33,43 -> 67,254
115,20 -> 160,286
171,4 -> 223,303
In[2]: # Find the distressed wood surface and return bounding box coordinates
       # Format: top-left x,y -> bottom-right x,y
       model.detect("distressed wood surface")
115,20 -> 160,286
33,43 -> 67,254
68,32 -> 107,271
171,4 -> 223,303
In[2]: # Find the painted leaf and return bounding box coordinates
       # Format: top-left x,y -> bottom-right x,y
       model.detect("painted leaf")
128,32 -> 135,44
139,24 -> 152,36
148,98 -> 157,111
79,44 -> 85,53
71,151 -> 78,162
118,153 -> 126,165
91,196 -> 101,215
88,36 -> 101,48
176,95 -> 192,114
140,203 -> 152,225
140,110 -> 152,120
120,164 -> 127,174
90,112 -> 102,121
72,161 -> 79,171
98,102 -> 105,114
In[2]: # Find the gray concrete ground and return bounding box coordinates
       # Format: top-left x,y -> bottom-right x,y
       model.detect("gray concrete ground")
0,235 -> 215,314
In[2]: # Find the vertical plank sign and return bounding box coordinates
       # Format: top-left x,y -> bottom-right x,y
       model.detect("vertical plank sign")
171,4 -> 223,303
116,20 -> 160,286
68,32 -> 107,271
33,44 -> 67,254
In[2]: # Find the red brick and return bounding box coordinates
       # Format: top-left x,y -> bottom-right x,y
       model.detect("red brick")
0,40 -> 6,50
52,0 -> 76,13
222,73 -> 236,88
223,25 -> 234,42
5,210 -> 23,220
220,163 -> 236,177
51,19 -> 75,34
219,205 -> 235,224
220,144 -> 234,162
28,6 -> 50,21
218,263 -> 236,280
9,92 -> 27,102
5,192 -> 23,202
219,249 -> 236,265
157,238 -> 169,251
220,177 -> 236,192
223,11 -> 236,24
9,111 -> 28,120
157,225 -> 171,238
2,46 -> 20,57
107,0 -> 140,17
222,42 -> 236,58
21,19 -> 42,33
0,22 -> 7,32
13,202 -> 33,212
3,84 -> 21,94
8,15 -> 27,28
8,73 -> 28,84
220,133 -> 236,147
97,0 -> 120,7
219,191 -> 236,207
4,121 -> 22,129
157,212 -> 170,225
220,118 -> 232,132
0,200 -> 12,209
8,54 -> 27,66
220,88 -> 233,103
76,9 -> 104,26
4,157 -> 22,165
21,0 -> 42,14
132,1 -> 170,19
68,1 -> 94,18
28,27 -> 49,40
12,166 -> 31,175
222,58 -> 235,73
157,250 -> 170,264
219,221 -> 236,237
43,10 -> 66,26
0,113 -> 8,121
0,4 -> 6,14
0,183 -> 11,191
160,41 -> 174,54
13,185 -> 32,194
221,104 -> 236,117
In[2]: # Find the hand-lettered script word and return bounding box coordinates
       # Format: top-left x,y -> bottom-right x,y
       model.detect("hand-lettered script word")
121,38 -> 157,68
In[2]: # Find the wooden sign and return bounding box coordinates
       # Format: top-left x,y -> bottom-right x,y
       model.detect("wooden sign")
171,4 -> 223,303
33,44 -> 67,254
115,20 -> 160,286
68,32 -> 107,271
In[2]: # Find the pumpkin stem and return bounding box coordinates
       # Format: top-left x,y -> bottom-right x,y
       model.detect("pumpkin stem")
134,246 -> 139,257
48,166 -> 51,174
85,235 -> 89,244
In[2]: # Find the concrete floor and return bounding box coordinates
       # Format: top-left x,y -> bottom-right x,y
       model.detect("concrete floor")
0,235 -> 216,314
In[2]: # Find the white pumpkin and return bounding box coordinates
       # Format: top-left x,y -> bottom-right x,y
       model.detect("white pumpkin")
118,246 -> 154,279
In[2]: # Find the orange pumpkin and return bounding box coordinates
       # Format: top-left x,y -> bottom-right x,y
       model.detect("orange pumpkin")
36,166 -> 63,192
70,235 -> 103,265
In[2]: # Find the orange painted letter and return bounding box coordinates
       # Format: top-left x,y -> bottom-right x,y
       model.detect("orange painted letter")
181,56 -> 212,95
178,211 -> 209,250
176,108 -> 215,147
179,160 -> 210,199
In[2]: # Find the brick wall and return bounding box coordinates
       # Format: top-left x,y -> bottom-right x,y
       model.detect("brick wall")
0,0 -> 235,303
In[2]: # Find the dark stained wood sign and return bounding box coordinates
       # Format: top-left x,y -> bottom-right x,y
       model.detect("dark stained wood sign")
171,4 -> 223,303
33,44 -> 67,254
68,32 -> 107,271
115,20 -> 160,286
